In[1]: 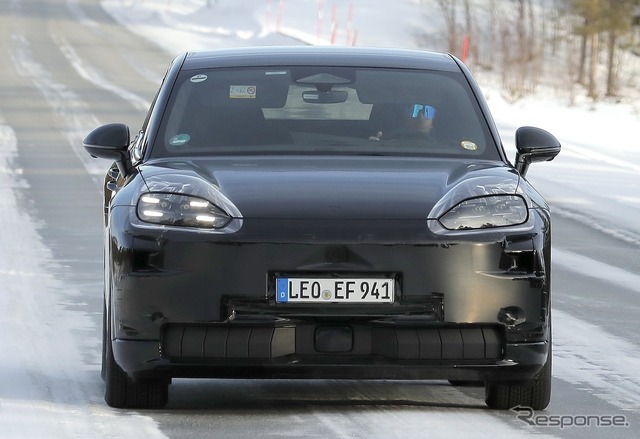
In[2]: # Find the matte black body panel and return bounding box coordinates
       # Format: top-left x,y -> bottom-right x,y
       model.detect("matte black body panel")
135,156 -> 520,220
93,46 -> 555,391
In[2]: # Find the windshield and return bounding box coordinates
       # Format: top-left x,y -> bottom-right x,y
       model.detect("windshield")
150,66 -> 499,159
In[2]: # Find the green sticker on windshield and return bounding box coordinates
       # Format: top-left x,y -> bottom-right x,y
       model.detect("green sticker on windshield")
170,134 -> 191,146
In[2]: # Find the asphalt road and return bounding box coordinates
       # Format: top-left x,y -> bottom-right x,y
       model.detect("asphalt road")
0,1 -> 638,438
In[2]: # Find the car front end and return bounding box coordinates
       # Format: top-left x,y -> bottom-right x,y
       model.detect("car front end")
108,156 -> 551,385
84,46 -> 559,409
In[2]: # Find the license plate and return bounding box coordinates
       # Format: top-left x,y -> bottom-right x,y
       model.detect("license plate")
276,277 -> 394,303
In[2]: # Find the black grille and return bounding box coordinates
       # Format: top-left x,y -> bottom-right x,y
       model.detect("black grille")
162,325 -> 295,359
371,326 -> 503,360
162,323 -> 504,361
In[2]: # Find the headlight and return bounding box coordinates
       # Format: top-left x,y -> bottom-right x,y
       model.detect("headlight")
438,195 -> 528,230
137,193 -> 231,228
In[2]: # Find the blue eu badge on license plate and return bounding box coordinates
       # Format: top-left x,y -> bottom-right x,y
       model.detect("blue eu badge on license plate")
276,278 -> 289,303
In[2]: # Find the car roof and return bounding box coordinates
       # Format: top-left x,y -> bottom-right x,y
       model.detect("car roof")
181,46 -> 461,72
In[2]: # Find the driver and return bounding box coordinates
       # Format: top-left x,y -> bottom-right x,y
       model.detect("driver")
370,104 -> 436,141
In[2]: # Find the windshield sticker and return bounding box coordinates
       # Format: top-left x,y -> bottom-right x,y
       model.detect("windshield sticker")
230,85 -> 256,99
169,134 -> 191,146
461,140 -> 478,151
190,74 -> 207,83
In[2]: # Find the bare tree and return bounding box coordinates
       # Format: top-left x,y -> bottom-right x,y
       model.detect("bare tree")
486,0 -> 500,67
571,0 -> 602,98
423,0 -> 638,102
602,0 -> 634,96
433,0 -> 460,54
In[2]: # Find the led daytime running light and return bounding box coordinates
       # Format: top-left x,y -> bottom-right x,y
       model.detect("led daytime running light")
137,193 -> 230,228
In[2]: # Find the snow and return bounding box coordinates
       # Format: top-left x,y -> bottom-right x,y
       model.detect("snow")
100,0 -> 439,50
0,120 -> 167,438
1,0 -> 639,437
485,90 -> 640,242
553,307 -> 640,412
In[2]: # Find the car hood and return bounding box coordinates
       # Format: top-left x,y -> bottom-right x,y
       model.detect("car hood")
139,156 -> 520,220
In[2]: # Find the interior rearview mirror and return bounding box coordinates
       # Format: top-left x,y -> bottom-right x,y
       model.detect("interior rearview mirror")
302,90 -> 349,104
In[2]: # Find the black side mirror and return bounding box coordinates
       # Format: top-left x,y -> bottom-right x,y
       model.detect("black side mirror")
515,126 -> 561,177
83,123 -> 132,175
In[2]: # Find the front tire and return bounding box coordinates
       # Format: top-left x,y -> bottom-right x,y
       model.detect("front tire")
484,345 -> 552,410
103,316 -> 168,409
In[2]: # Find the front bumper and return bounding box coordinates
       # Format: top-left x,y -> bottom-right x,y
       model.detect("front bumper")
113,324 -> 549,383
108,210 -> 552,383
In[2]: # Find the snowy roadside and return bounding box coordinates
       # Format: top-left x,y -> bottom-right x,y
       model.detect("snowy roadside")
0,119 -> 168,438
485,87 -> 640,243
